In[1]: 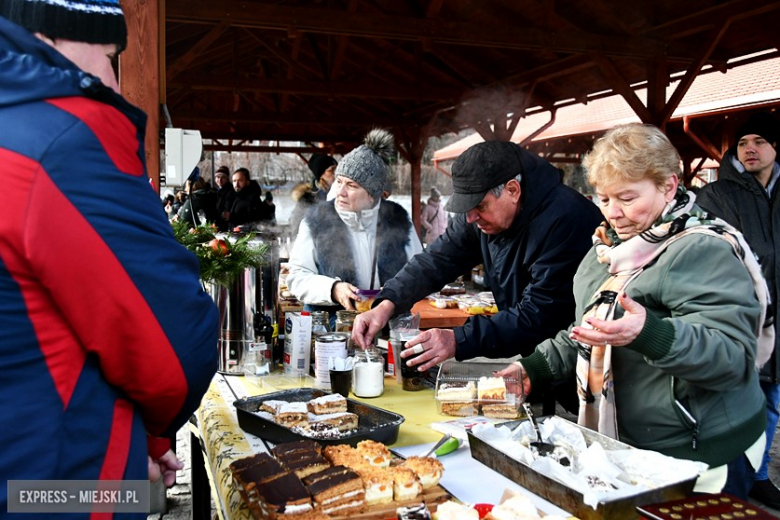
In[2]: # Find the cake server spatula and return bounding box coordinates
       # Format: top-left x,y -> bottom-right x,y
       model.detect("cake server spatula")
419,433 -> 453,458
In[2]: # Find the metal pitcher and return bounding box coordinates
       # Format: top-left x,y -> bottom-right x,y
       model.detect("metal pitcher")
208,232 -> 279,374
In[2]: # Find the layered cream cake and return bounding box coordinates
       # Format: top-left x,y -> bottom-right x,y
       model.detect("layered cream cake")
253,471 -> 313,518
307,394 -> 347,414
354,466 -> 394,505
477,376 -> 507,402
275,402 -> 309,428
303,465 -> 366,516
436,381 -> 477,401
401,456 -> 444,489
390,466 -> 422,501
439,401 -> 478,417
481,402 -> 521,419
356,440 -> 391,467
307,412 -> 358,432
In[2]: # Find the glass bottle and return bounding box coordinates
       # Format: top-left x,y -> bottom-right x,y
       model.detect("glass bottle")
310,311 -> 330,375
352,348 -> 385,398
335,310 -> 359,356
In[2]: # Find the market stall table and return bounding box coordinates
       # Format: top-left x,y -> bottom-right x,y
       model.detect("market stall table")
190,371 -> 572,520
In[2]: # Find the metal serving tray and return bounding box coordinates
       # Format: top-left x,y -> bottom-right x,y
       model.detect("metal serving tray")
468,418 -> 697,520
234,388 -> 405,447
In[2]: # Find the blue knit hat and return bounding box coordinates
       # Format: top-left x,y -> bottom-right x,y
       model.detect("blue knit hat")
0,0 -> 127,51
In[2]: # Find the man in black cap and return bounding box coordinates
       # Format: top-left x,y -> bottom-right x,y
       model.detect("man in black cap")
698,111 -> 780,509
352,140 -> 601,408
308,153 -> 338,200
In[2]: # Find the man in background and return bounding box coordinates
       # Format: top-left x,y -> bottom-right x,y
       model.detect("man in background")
224,167 -> 266,228
308,153 -> 338,200
698,111 -> 780,509
0,0 -> 219,513
214,165 -> 235,230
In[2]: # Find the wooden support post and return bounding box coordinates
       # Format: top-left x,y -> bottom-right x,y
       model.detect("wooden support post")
119,0 -> 161,192
394,126 -> 431,237
646,58 -> 668,130
592,53 -> 652,123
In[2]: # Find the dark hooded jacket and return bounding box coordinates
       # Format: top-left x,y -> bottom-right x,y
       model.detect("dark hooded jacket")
215,183 -> 236,231
378,150 -> 602,360
177,187 -> 219,228
228,180 -> 266,227
697,147 -> 780,383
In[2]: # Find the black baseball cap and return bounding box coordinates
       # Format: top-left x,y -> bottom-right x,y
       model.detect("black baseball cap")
445,141 -> 525,213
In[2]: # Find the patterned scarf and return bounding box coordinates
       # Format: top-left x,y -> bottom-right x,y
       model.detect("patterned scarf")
575,187 -> 773,439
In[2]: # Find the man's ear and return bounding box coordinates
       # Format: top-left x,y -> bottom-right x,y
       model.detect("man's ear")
505,179 -> 522,203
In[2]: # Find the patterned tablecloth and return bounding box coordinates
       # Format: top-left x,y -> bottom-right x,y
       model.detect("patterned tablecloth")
195,372 -> 445,520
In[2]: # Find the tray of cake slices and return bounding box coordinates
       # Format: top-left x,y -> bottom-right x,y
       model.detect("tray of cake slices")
234,388 -> 404,446
434,360 -> 524,419
228,439 -> 453,520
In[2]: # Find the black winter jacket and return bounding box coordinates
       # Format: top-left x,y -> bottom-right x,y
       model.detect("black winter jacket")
177,188 -> 219,228
378,152 -> 602,360
228,181 -> 267,227
697,148 -> 780,383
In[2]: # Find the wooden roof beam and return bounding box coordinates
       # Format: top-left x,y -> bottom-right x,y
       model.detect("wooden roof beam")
202,143 -> 329,153
167,76 -> 463,101
173,109 -> 400,127
280,32 -> 302,112
167,21 -> 231,81
643,0 -> 780,39
660,21 -> 731,125
167,0 -> 698,61
591,52 -> 652,123
243,29 -> 322,79
330,0 -> 359,79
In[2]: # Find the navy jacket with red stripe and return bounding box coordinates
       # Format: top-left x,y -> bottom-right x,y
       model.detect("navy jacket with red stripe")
0,16 -> 219,516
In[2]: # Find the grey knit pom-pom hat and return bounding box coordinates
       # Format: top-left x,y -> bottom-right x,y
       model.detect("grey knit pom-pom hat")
335,128 -> 395,200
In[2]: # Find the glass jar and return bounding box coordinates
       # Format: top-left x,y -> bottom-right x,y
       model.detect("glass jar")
352,348 -> 385,398
310,311 -> 331,375
335,310 -> 358,356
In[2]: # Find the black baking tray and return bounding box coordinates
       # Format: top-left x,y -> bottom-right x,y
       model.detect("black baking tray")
234,388 -> 405,446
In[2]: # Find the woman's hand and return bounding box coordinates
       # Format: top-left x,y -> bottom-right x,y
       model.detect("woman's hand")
571,292 -> 646,347
332,281 -> 358,310
494,362 -> 532,398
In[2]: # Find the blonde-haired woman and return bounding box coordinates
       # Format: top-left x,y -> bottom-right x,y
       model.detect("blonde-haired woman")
498,123 -> 770,499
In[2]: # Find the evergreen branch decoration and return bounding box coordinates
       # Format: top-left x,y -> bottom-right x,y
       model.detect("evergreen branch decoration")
171,220 -> 269,287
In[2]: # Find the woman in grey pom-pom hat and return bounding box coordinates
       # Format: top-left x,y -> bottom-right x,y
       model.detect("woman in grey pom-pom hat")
287,128 -> 422,316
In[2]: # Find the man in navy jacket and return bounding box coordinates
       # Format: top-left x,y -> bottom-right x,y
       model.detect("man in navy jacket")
0,1 -> 218,515
353,141 -> 601,400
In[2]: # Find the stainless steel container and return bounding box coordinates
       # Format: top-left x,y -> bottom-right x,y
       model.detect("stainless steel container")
209,232 -> 279,374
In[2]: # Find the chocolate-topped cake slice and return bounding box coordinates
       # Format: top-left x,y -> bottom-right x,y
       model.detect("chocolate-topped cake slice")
255,471 -> 313,518
303,465 -> 366,516
229,452 -> 274,476
232,456 -> 287,505
277,452 -> 330,479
